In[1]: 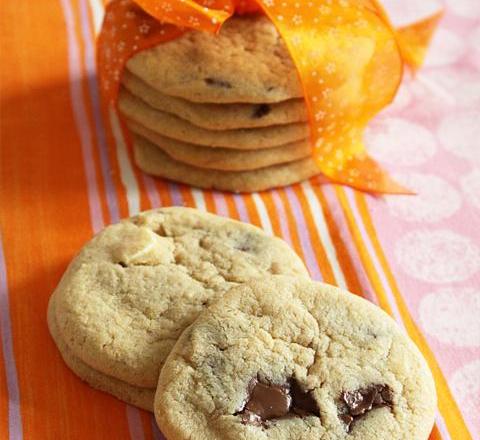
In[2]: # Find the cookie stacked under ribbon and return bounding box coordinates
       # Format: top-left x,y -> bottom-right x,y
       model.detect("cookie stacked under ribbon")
119,16 -> 321,192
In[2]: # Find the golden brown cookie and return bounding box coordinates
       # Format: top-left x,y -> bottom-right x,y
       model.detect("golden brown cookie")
155,276 -> 437,440
127,120 -> 312,171
126,16 -> 302,103
122,71 -> 307,130
48,208 -> 309,408
119,89 -> 309,149
133,135 -> 321,192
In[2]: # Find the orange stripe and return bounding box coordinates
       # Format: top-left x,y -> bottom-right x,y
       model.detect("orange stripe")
203,191 -> 216,213
179,184 -> 195,208
310,186 -> 363,295
291,185 -> 336,284
355,193 -> 472,440
222,193 -> 241,220
430,425 -> 443,440
153,179 -> 173,206
0,0 -> 131,437
258,192 -> 282,237
242,194 -> 262,227
334,188 -> 395,315
275,188 -> 307,264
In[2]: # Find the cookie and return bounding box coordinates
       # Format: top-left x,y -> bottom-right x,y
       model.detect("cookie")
133,136 -> 321,192
128,121 -> 312,171
126,16 -> 303,103
48,295 -> 155,411
122,71 -> 308,130
119,89 -> 309,149
49,208 -> 309,406
155,276 -> 436,440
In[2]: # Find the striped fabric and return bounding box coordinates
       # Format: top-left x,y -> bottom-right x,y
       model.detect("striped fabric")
0,1 -> 477,439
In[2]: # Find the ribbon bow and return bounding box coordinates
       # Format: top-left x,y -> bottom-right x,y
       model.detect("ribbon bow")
98,0 -> 441,194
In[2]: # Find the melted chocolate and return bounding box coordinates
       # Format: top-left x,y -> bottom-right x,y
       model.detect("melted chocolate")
252,104 -> 271,119
236,377 -> 319,426
339,384 -> 393,432
290,379 -> 320,417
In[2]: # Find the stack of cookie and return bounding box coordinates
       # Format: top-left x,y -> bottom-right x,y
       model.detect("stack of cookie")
119,16 -> 320,192
48,208 -> 437,439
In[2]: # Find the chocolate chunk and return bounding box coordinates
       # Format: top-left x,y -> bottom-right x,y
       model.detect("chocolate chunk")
244,379 -> 291,420
236,377 -> 320,426
380,386 -> 394,404
204,77 -> 232,88
290,379 -> 320,417
233,234 -> 256,253
339,385 -> 393,432
343,388 -> 375,416
235,243 -> 252,252
339,413 -> 354,431
252,104 -> 271,119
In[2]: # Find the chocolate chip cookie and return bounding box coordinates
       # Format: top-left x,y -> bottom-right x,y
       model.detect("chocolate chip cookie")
48,208 -> 308,409
119,89 -> 309,149
155,276 -> 436,439
128,121 -> 312,171
126,16 -> 303,103
122,71 -> 307,130
133,136 -> 321,192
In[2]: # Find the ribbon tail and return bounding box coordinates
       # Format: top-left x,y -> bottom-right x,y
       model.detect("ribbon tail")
396,10 -> 444,71
320,152 -> 415,195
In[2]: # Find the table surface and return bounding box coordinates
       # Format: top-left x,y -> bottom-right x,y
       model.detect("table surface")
0,1 -> 479,439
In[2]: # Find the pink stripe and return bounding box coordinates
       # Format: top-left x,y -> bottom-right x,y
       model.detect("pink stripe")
142,174 -> 161,209
151,416 -> 166,440
270,190 -> 294,248
232,195 -> 249,222
168,183 -> 184,206
0,235 -> 23,440
284,187 -> 323,280
212,192 -> 229,217
59,0 -> 104,234
126,406 -> 145,440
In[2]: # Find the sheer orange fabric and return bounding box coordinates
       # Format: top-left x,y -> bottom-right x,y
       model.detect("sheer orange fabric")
98,0 -> 440,194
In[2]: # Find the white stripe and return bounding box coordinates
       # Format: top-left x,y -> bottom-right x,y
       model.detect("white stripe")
300,182 -> 348,289
87,0 -> 104,34
109,107 -> 141,215
191,188 -> 206,211
251,193 -> 273,235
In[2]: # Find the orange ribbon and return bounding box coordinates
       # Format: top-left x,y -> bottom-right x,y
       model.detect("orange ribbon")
98,0 -> 441,194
